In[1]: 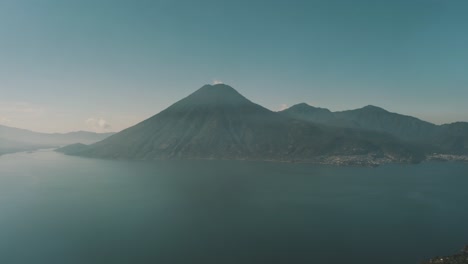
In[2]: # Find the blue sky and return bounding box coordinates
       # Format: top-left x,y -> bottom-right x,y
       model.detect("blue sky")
1,0 -> 467,133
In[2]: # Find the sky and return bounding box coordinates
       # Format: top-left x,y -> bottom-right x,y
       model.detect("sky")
1,0 -> 467,133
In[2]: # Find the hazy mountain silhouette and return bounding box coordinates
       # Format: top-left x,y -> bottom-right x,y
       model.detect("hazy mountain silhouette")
281,103 -> 468,154
0,125 -> 114,155
59,84 -> 423,165
434,122 -> 468,154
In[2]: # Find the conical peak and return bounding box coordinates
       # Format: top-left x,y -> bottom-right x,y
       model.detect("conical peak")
196,83 -> 239,95
179,84 -> 251,106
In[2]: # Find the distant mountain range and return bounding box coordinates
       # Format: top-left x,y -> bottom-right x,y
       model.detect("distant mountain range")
0,125 -> 114,155
58,83 -> 468,166
280,103 -> 468,155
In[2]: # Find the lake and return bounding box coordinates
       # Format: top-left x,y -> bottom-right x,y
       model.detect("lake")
0,150 -> 467,264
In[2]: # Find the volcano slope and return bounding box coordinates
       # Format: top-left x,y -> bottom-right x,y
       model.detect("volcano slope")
59,84 -> 424,165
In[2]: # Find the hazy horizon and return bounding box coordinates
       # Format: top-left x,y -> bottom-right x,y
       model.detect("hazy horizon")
1,82 -> 467,134
1,0 -> 468,133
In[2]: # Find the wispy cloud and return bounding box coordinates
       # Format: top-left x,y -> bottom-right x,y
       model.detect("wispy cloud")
85,117 -> 112,132
212,79 -> 223,85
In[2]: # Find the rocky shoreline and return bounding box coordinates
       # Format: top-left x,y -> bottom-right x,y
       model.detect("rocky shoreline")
427,154 -> 468,163
422,246 -> 468,264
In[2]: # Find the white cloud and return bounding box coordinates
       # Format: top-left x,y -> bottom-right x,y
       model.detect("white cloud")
85,117 -> 112,132
278,104 -> 289,111
212,79 -> 223,85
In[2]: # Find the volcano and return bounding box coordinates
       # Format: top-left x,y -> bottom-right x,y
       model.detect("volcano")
59,84 -> 423,165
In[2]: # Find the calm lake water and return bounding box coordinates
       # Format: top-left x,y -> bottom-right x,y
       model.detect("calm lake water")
0,150 -> 467,264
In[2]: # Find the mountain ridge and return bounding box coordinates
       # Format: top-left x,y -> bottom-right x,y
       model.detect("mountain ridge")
58,84 -> 426,166
0,124 -> 114,155
281,102 -> 468,154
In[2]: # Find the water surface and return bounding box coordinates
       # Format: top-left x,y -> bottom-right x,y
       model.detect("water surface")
0,150 -> 467,264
